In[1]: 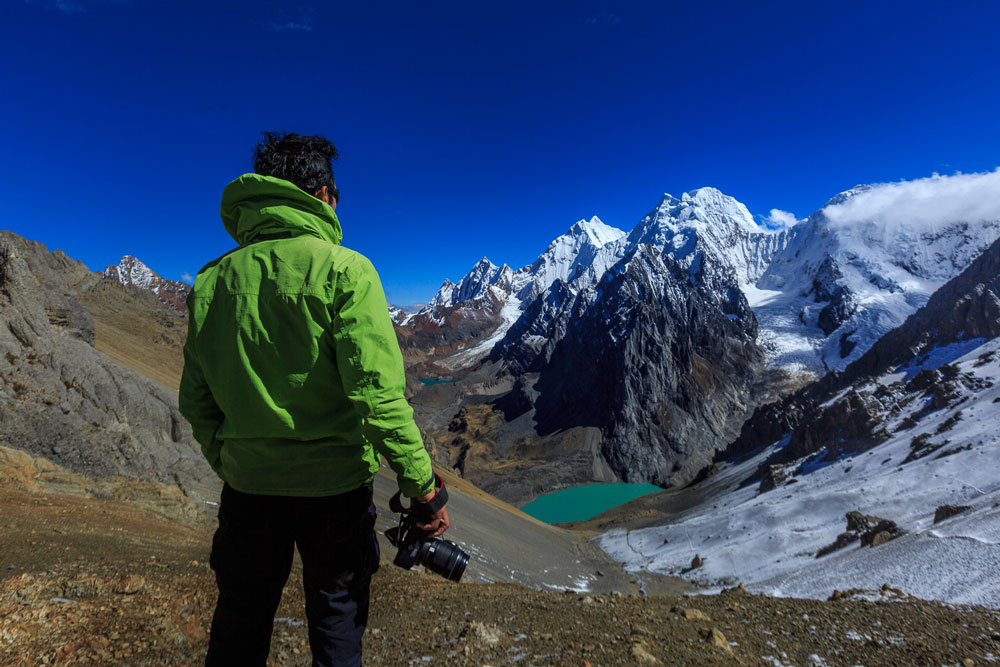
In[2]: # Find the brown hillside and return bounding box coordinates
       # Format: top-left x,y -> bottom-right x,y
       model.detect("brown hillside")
79,280 -> 187,392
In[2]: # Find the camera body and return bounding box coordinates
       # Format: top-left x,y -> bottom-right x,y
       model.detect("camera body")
386,513 -> 469,581
384,476 -> 470,582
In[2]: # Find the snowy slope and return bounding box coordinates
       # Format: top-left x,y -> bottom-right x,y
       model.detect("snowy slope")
756,173 -> 1000,374
598,336 -> 1000,608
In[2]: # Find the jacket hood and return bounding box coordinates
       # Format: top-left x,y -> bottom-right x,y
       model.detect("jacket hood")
220,174 -> 343,246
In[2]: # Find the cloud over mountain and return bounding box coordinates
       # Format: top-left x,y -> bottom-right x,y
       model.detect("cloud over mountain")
824,169 -> 1000,237
765,209 -> 801,230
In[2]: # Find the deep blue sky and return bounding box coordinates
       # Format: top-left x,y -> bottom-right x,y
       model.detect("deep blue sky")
3,1 -> 999,305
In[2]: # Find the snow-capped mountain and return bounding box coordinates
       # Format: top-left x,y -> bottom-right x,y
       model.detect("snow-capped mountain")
429,258 -> 515,310
438,188 -> 792,376
753,183 -> 1000,374
510,243 -> 763,487
102,256 -> 190,312
400,216 -> 627,369
405,170 -> 1000,498
627,187 -> 791,287
428,216 -> 628,312
599,233 -> 1000,607
421,174 -> 1000,381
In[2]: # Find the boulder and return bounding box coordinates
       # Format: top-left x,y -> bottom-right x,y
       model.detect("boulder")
860,518 -> 901,547
758,464 -> 789,493
817,511 -> 902,556
700,628 -> 733,654
934,504 -> 971,524
868,531 -> 894,547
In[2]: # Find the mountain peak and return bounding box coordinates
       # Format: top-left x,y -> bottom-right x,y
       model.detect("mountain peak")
634,187 -> 762,248
822,184 -> 875,209
566,216 -> 626,247
102,255 -> 190,312
104,255 -> 156,290
683,186 -> 726,201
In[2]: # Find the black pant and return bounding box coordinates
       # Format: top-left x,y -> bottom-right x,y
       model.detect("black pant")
206,482 -> 379,666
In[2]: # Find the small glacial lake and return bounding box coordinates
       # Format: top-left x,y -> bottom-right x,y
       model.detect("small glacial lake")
520,483 -> 663,524
418,377 -> 455,386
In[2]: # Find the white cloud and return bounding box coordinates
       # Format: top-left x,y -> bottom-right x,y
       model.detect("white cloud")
181,272 -> 194,284
824,169 -> 1000,235
765,209 -> 801,230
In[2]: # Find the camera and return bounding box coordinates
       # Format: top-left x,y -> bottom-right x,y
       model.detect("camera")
384,477 -> 470,582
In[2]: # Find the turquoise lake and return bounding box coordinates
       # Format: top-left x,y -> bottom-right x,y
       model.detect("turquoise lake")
520,483 -> 663,524
418,377 -> 455,386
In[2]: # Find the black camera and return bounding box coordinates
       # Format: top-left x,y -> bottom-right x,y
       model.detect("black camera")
384,477 -> 469,582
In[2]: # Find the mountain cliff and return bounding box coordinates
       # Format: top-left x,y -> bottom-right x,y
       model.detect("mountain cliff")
518,244 -> 763,486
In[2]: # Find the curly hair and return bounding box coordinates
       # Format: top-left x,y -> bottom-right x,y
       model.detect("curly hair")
252,132 -> 339,199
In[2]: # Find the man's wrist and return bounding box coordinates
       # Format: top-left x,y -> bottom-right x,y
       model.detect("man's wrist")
409,474 -> 448,513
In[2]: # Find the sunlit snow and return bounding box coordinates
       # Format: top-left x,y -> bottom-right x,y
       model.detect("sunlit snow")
599,337 -> 1000,608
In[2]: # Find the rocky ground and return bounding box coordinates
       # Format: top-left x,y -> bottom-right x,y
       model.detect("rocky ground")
3,466 -> 1000,666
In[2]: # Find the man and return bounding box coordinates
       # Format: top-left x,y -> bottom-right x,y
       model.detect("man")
179,132 -> 448,666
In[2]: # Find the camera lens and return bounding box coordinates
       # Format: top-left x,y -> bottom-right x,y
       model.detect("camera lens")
418,537 -> 470,582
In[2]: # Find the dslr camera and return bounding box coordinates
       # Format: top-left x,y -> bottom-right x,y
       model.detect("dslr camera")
385,475 -> 470,582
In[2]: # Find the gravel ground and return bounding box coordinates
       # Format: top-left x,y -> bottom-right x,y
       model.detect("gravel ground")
3,485 -> 1000,666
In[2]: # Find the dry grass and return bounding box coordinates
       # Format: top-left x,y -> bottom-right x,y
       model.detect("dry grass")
79,284 -> 186,392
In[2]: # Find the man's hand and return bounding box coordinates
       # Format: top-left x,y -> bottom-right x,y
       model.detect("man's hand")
413,491 -> 450,538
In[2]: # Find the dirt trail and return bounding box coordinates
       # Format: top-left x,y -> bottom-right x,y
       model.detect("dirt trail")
3,478 -> 1000,666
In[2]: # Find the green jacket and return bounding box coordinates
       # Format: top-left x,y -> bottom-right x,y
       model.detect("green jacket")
178,173 -> 434,498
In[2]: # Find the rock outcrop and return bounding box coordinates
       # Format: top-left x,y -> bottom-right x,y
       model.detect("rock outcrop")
816,511 -> 902,557
0,232 -> 217,506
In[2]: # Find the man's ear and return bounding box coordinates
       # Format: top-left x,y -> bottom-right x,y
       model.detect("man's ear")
314,185 -> 338,211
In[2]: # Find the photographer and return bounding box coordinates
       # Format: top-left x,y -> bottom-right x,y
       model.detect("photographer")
179,132 -> 448,666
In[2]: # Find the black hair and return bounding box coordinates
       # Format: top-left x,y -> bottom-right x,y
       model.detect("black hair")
252,131 -> 338,199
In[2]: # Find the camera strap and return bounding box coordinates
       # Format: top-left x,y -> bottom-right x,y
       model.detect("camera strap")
389,473 -> 448,515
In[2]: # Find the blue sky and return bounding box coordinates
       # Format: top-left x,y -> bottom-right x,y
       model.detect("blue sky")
2,1 -> 999,305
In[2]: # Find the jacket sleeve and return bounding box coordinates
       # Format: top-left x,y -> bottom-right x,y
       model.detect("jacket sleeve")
178,303 -> 226,477
331,256 -> 435,498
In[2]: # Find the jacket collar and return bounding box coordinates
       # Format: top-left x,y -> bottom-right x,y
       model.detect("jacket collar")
220,173 -> 343,246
